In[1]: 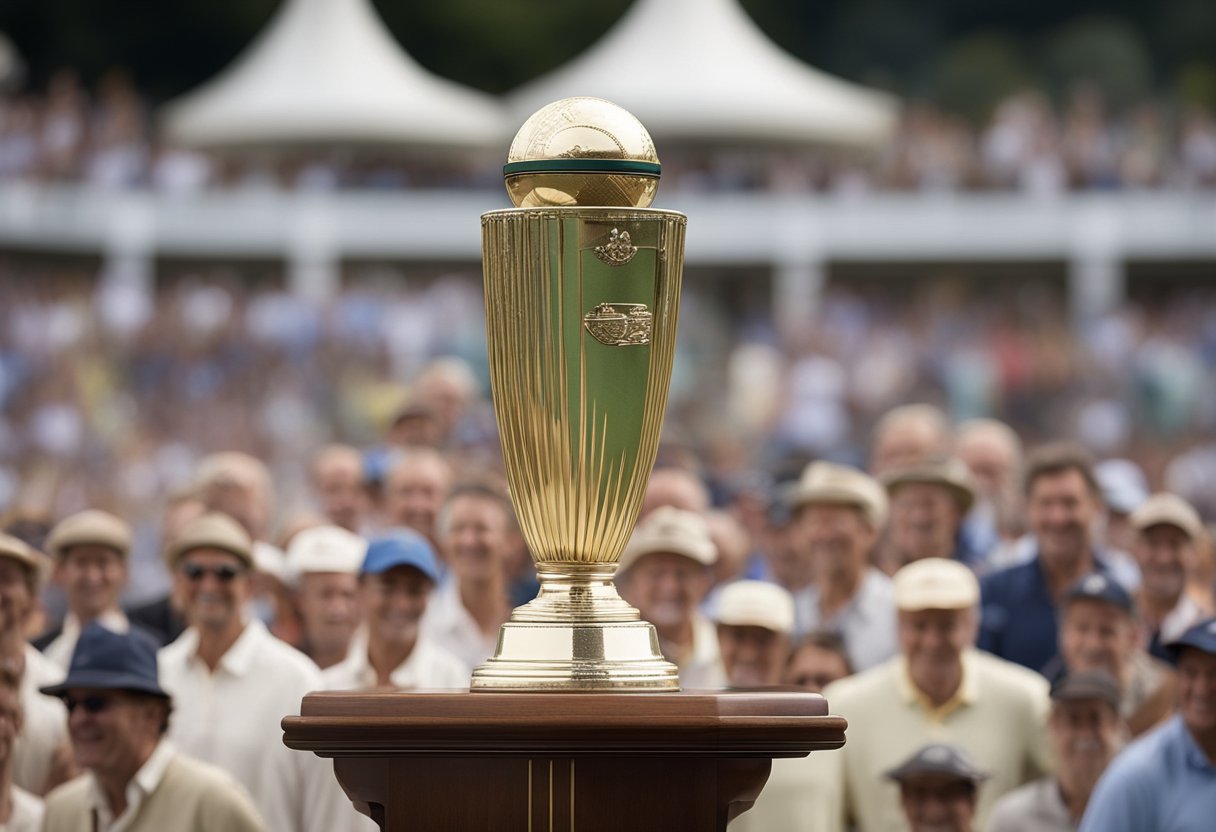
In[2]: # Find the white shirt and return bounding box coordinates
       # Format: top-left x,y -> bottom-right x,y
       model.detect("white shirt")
86,739 -> 174,832
678,615 -> 726,689
43,610 -> 130,673
420,581 -> 501,671
323,635 -> 469,691
158,619 -> 329,831
14,645 -> 69,795
0,786 -> 43,832
793,567 -> 897,672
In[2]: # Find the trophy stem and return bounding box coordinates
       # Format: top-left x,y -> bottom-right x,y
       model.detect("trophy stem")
471,562 -> 680,692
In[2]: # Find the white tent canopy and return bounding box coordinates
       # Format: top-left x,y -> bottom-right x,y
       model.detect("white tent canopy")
510,0 -> 897,148
162,0 -> 506,153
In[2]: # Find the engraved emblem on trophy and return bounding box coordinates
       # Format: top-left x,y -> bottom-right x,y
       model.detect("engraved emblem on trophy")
475,97 -> 686,691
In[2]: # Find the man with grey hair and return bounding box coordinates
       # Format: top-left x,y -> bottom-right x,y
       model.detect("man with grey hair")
870,403 -> 952,476
380,449 -> 452,550
309,445 -> 370,534
423,484 -> 517,669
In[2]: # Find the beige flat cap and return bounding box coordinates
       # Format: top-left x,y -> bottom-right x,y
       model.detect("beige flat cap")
881,456 -> 977,514
714,580 -> 795,634
285,525 -> 366,584
790,461 -> 888,529
46,509 -> 132,560
619,506 -> 717,573
1131,493 -> 1205,542
165,512 -> 254,570
894,557 -> 979,611
0,532 -> 52,587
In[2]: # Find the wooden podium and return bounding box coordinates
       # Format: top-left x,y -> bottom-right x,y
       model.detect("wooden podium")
283,689 -> 845,832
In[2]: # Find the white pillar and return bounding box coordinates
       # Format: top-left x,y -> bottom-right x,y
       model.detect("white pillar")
1069,201 -> 1124,322
773,257 -> 825,344
288,195 -> 339,300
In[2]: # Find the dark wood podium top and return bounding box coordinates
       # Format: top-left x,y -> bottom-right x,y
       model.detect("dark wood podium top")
283,688 -> 846,758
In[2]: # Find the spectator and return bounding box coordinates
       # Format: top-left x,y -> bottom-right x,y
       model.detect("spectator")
0,533 -> 74,796
617,507 -> 723,688
0,666 -> 43,830
881,457 -> 980,569
870,404 -> 952,476
712,581 -> 794,687
309,445 -> 371,535
1079,618 -> 1216,831
285,525 -> 365,670
380,449 -> 452,549
1047,573 -> 1175,737
1093,459 -> 1149,556
988,670 -> 1124,831
323,530 -> 467,691
155,513 -> 349,831
823,558 -> 1051,831
886,743 -> 989,832
1129,493 -> 1212,660
639,467 -> 711,519
783,631 -> 853,692
424,485 -> 515,670
979,443 -> 1125,672
955,418 -> 1024,556
40,623 -> 263,831
785,462 -> 896,671
125,493 -> 206,646
35,510 -> 150,671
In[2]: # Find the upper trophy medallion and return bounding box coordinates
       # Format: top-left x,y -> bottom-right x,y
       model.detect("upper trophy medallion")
504,97 -> 660,209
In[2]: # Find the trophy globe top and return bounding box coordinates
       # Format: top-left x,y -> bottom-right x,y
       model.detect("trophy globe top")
504,97 -> 660,209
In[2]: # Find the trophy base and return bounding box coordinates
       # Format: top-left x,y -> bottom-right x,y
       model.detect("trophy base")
471,619 -> 680,692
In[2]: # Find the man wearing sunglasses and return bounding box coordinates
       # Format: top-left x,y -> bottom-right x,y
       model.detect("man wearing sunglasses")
157,513 -> 362,832
40,622 -> 263,830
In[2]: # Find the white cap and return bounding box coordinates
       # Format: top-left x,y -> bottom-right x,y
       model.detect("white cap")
619,507 -> 716,573
285,526 -> 367,585
1131,493 -> 1205,542
893,558 -> 979,611
714,581 -> 795,634
790,461 -> 888,529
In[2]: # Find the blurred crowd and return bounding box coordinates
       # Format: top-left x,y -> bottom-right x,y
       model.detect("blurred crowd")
0,253 -> 1215,828
2,71 -> 1216,194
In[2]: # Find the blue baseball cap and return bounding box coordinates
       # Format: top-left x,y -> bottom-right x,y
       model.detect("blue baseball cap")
361,529 -> 440,583
1165,618 -> 1216,663
41,622 -> 167,699
1065,572 -> 1133,615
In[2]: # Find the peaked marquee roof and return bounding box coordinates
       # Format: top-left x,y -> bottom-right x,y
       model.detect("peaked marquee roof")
510,0 -> 897,147
162,0 -> 506,153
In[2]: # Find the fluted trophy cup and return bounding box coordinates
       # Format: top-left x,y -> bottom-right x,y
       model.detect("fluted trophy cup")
473,97 -> 685,691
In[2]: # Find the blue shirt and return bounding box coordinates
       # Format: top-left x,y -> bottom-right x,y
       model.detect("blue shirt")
978,551 -> 1115,673
1079,714 -> 1216,832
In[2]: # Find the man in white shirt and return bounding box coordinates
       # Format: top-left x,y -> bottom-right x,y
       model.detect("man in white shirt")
786,461 -> 898,671
617,507 -> 724,688
310,445 -> 371,534
286,526 -> 366,670
36,510 -> 139,671
0,533 -> 74,796
423,485 -> 516,670
156,513 -> 359,832
40,622 -> 263,831
324,530 -> 468,691
380,449 -> 452,549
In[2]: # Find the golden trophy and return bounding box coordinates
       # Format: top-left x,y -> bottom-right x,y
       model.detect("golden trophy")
473,97 -> 686,691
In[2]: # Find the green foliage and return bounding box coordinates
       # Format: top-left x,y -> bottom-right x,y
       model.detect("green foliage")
932,33 -> 1036,122
1041,15 -> 1152,108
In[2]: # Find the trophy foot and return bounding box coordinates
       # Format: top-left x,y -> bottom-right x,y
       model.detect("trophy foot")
471,620 -> 680,691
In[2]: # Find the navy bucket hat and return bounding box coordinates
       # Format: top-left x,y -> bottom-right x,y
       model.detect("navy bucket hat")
41,621 -> 168,699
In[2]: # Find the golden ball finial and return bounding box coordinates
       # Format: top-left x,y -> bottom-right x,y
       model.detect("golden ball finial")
504,97 -> 660,209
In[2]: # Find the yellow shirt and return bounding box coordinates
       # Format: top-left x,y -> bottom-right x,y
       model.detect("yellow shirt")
822,649 -> 1052,832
